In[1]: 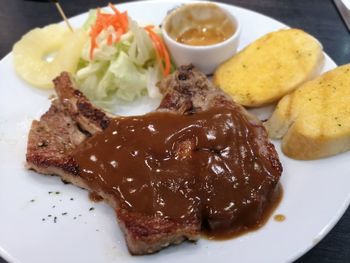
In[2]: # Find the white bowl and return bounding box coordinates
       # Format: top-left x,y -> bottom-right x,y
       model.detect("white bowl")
162,2 -> 241,75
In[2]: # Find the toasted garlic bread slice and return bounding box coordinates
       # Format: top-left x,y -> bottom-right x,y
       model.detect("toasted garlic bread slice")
214,29 -> 324,107
265,64 -> 350,160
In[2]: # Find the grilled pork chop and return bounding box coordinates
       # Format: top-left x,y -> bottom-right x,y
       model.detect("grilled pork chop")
26,65 -> 282,255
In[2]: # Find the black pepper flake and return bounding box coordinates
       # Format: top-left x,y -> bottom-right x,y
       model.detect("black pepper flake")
48,191 -> 53,194
48,214 -> 52,217
73,217 -> 77,220
338,124 -> 342,127
78,214 -> 82,217
30,199 -> 35,202
42,218 -> 45,221
59,200 -> 62,202
70,198 -> 74,201
89,207 -> 95,211
52,205 -> 56,208
62,212 -> 67,216
54,217 -> 57,223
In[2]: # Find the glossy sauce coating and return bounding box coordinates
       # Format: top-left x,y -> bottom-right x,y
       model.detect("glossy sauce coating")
176,26 -> 234,46
72,107 -> 281,236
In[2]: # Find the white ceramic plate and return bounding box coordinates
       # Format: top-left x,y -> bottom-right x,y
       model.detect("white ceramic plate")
0,1 -> 349,263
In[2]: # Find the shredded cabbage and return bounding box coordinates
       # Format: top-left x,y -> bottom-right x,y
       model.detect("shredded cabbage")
75,9 -> 168,110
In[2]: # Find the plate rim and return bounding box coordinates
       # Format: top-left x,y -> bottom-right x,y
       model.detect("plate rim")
0,1 -> 348,263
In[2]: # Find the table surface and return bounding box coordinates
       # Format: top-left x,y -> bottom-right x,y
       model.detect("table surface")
0,0 -> 349,262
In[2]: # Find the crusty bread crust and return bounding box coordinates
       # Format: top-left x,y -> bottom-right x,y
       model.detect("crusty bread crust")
265,64 -> 350,160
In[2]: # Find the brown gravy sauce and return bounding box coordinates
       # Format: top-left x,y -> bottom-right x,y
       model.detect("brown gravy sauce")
89,192 -> 104,202
72,107 -> 282,238
204,184 -> 283,240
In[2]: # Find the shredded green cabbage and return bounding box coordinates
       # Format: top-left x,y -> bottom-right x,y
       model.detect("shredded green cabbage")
75,10 -> 167,110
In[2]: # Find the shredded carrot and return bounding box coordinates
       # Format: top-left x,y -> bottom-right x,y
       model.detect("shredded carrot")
107,34 -> 113,45
144,25 -> 171,76
88,4 -> 170,76
121,12 -> 128,32
89,4 -> 129,60
109,4 -> 129,32
162,42 -> 171,76
116,27 -> 123,42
